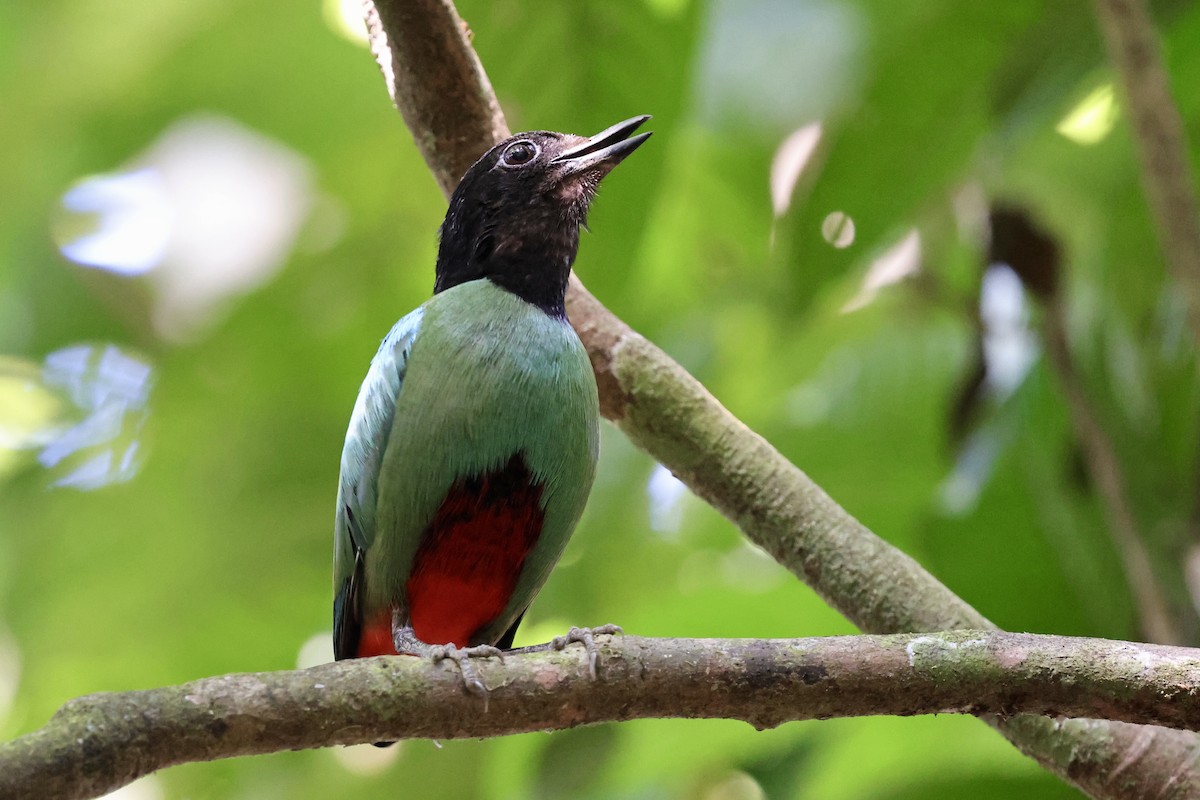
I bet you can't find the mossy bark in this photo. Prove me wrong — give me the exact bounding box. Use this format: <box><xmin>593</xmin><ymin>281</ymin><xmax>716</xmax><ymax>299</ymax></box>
<box><xmin>3</xmin><ymin>632</ymin><xmax>1200</xmax><ymax>800</ymax></box>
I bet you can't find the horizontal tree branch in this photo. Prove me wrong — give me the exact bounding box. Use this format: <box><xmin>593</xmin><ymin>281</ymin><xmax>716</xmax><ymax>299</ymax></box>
<box><xmin>362</xmin><ymin>1</ymin><xmax>1200</xmax><ymax>797</ymax></box>
<box><xmin>5</xmin><ymin>631</ymin><xmax>1200</xmax><ymax>800</ymax></box>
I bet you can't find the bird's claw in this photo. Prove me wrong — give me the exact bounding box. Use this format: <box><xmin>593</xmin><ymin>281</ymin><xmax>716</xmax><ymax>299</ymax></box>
<box><xmin>394</xmin><ymin>624</ymin><xmax>505</xmax><ymax>710</ymax></box>
<box><xmin>551</xmin><ymin>624</ymin><xmax>623</xmax><ymax>679</ymax></box>
<box><xmin>429</xmin><ymin>643</ymin><xmax>505</xmax><ymax>710</ymax></box>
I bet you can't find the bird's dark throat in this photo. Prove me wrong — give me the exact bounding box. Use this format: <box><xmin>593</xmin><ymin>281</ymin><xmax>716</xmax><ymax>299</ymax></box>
<box><xmin>434</xmin><ymin>222</ymin><xmax>579</xmax><ymax>318</ymax></box>
<box><xmin>434</xmin><ymin>261</ymin><xmax>571</xmax><ymax>318</ymax></box>
<box><xmin>483</xmin><ymin>266</ymin><xmax>569</xmax><ymax>318</ymax></box>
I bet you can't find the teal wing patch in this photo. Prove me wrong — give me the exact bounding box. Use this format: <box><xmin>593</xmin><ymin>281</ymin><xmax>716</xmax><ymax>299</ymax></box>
<box><xmin>333</xmin><ymin>307</ymin><xmax>424</xmax><ymax>659</ymax></box>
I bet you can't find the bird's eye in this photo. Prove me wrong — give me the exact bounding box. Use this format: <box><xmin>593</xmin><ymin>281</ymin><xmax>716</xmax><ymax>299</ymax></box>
<box><xmin>502</xmin><ymin>141</ymin><xmax>538</xmax><ymax>167</ymax></box>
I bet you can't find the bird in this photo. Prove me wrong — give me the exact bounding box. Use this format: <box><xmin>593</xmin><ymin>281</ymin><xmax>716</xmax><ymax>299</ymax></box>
<box><xmin>332</xmin><ymin>116</ymin><xmax>652</xmax><ymax>698</ymax></box>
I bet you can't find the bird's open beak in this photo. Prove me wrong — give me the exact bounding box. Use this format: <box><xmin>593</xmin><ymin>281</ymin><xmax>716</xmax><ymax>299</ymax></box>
<box><xmin>552</xmin><ymin>115</ymin><xmax>652</xmax><ymax>175</ymax></box>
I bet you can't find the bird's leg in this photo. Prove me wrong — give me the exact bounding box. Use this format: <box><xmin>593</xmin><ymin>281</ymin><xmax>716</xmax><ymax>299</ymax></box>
<box><xmin>508</xmin><ymin>624</ymin><xmax>622</xmax><ymax>679</ymax></box>
<box><xmin>392</xmin><ymin>613</ymin><xmax>504</xmax><ymax>709</ymax></box>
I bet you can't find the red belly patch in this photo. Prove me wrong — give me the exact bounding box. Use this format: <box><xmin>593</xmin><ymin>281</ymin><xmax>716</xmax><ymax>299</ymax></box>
<box><xmin>356</xmin><ymin>607</ymin><xmax>398</xmax><ymax>658</ymax></box>
<box><xmin>405</xmin><ymin>454</ymin><xmax>545</xmax><ymax>647</ymax></box>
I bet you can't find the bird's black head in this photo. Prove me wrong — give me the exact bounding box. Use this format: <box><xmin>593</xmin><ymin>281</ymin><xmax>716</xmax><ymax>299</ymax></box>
<box><xmin>435</xmin><ymin>115</ymin><xmax>652</xmax><ymax>317</ymax></box>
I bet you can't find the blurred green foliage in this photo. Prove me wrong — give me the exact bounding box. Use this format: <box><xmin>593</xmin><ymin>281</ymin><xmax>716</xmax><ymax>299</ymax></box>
<box><xmin>2</xmin><ymin>0</ymin><xmax>1199</xmax><ymax>798</ymax></box>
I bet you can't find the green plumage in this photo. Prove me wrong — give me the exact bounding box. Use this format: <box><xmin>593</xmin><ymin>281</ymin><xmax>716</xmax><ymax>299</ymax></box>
<box><xmin>334</xmin><ymin>278</ymin><xmax>599</xmax><ymax>648</ymax></box>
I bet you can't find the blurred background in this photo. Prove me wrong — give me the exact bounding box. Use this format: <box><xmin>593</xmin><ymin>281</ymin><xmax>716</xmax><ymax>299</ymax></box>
<box><xmin>3</xmin><ymin>0</ymin><xmax>1199</xmax><ymax>797</ymax></box>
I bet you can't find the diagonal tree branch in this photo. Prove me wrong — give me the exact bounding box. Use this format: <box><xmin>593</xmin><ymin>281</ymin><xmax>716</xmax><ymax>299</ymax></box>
<box><xmin>5</xmin><ymin>632</ymin><xmax>1200</xmax><ymax>800</ymax></box>
<box><xmin>1045</xmin><ymin>294</ymin><xmax>1183</xmax><ymax>643</ymax></box>
<box><xmin>362</xmin><ymin>1</ymin><xmax>1200</xmax><ymax>797</ymax></box>
<box><xmin>1092</xmin><ymin>0</ymin><xmax>1200</xmax><ymax>650</ymax></box>
<box><xmin>363</xmin><ymin>0</ymin><xmax>506</xmax><ymax>194</ymax></box>
<box><xmin>989</xmin><ymin>206</ymin><xmax>1186</xmax><ymax>645</ymax></box>
<box><xmin>1092</xmin><ymin>0</ymin><xmax>1200</xmax><ymax>348</ymax></box>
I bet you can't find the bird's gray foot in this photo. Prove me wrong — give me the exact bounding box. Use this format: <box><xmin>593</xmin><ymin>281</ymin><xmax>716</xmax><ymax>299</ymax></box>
<box><xmin>429</xmin><ymin>642</ymin><xmax>505</xmax><ymax>707</ymax></box>
<box><xmin>552</xmin><ymin>624</ymin><xmax>622</xmax><ymax>679</ymax></box>
<box><xmin>393</xmin><ymin>624</ymin><xmax>504</xmax><ymax>709</ymax></box>
<box><xmin>513</xmin><ymin>624</ymin><xmax>622</xmax><ymax>679</ymax></box>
